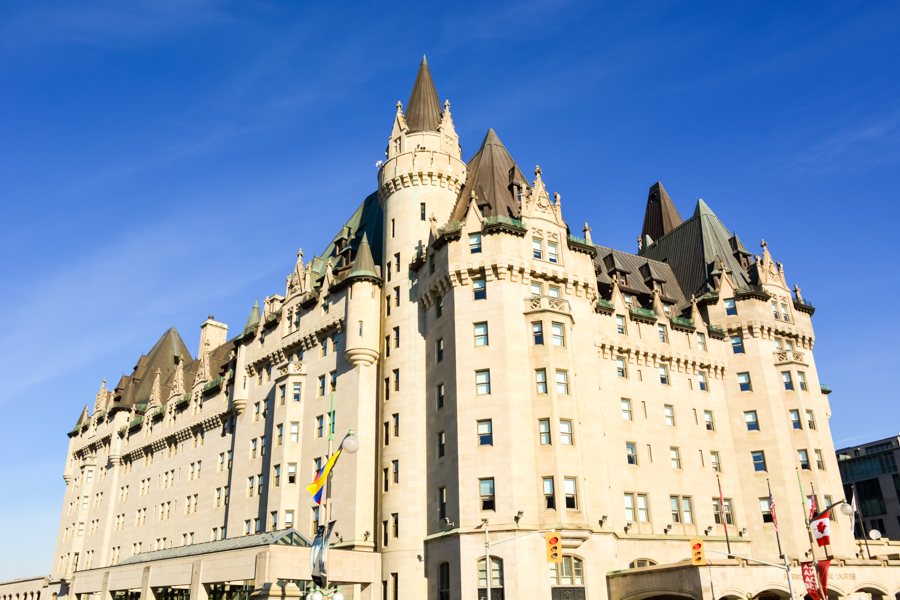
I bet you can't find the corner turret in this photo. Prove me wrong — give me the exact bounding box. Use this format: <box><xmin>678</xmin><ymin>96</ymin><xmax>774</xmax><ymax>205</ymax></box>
<box><xmin>345</xmin><ymin>234</ymin><xmax>382</xmax><ymax>367</ymax></box>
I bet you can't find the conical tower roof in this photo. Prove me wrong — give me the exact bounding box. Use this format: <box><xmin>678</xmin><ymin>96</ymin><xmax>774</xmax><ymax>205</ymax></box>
<box><xmin>641</xmin><ymin>181</ymin><xmax>683</xmax><ymax>243</ymax></box>
<box><xmin>405</xmin><ymin>56</ymin><xmax>442</xmax><ymax>133</ymax></box>
<box><xmin>243</xmin><ymin>300</ymin><xmax>260</xmax><ymax>334</ymax></box>
<box><xmin>450</xmin><ymin>128</ymin><xmax>527</xmax><ymax>221</ymax></box>
<box><xmin>347</xmin><ymin>234</ymin><xmax>380</xmax><ymax>280</ymax></box>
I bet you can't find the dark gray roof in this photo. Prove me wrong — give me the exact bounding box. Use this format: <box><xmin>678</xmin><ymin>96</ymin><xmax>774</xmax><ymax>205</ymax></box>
<box><xmin>594</xmin><ymin>246</ymin><xmax>688</xmax><ymax>307</ymax></box>
<box><xmin>118</xmin><ymin>529</ymin><xmax>309</xmax><ymax>565</ymax></box>
<box><xmin>112</xmin><ymin>328</ymin><xmax>192</xmax><ymax>411</ymax></box>
<box><xmin>641</xmin><ymin>181</ymin><xmax>683</xmax><ymax>242</ymax></box>
<box><xmin>405</xmin><ymin>56</ymin><xmax>441</xmax><ymax>133</ymax></box>
<box><xmin>641</xmin><ymin>199</ymin><xmax>752</xmax><ymax>298</ymax></box>
<box><xmin>450</xmin><ymin>128</ymin><xmax>527</xmax><ymax>222</ymax></box>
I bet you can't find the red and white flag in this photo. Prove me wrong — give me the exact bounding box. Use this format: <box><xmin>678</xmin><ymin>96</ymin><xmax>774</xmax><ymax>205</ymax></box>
<box><xmin>811</xmin><ymin>509</ymin><xmax>831</xmax><ymax>547</ymax></box>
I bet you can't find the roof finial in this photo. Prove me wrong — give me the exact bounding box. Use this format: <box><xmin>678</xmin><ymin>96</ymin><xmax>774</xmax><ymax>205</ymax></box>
<box><xmin>637</xmin><ymin>235</ymin><xmax>643</xmax><ymax>250</ymax></box>
<box><xmin>583</xmin><ymin>222</ymin><xmax>592</xmax><ymax>244</ymax></box>
<box><xmin>760</xmin><ymin>239</ymin><xmax>767</xmax><ymax>249</ymax></box>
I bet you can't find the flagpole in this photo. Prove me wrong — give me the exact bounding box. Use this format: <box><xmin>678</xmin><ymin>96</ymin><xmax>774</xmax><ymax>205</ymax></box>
<box><xmin>766</xmin><ymin>478</ymin><xmax>795</xmax><ymax>600</ymax></box>
<box><xmin>716</xmin><ymin>474</ymin><xmax>732</xmax><ymax>557</ymax></box>
<box><xmin>810</xmin><ymin>481</ymin><xmax>831</xmax><ymax>558</ymax></box>
<box><xmin>851</xmin><ymin>483</ymin><xmax>872</xmax><ymax>559</ymax></box>
<box><xmin>797</xmin><ymin>470</ymin><xmax>826</xmax><ymax>599</ymax></box>
<box><xmin>325</xmin><ymin>390</ymin><xmax>336</xmax><ymax>524</ymax></box>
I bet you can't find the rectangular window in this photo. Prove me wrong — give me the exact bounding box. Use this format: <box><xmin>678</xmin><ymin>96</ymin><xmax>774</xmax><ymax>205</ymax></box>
<box><xmin>621</xmin><ymin>398</ymin><xmax>633</xmax><ymax>421</ymax></box>
<box><xmin>435</xmin><ymin>295</ymin><xmax>443</xmax><ymax>316</ymax></box>
<box><xmin>548</xmin><ymin>285</ymin><xmax>560</xmax><ymax>298</ymax></box>
<box><xmin>551</xmin><ymin>322</ymin><xmax>565</xmax><ymax>346</ymax></box>
<box><xmin>658</xmin><ymin>324</ymin><xmax>668</xmax><ymax>343</ymax></box>
<box><xmin>713</xmin><ymin>498</ymin><xmax>734</xmax><ymax>525</ymax></box>
<box><xmin>436</xmin><ymin>383</ymin><xmax>445</xmax><ymax>409</ymax></box>
<box><xmin>626</xmin><ymin>442</ymin><xmax>637</xmax><ymax>465</ymax></box>
<box><xmin>393</xmin><ymin>326</ymin><xmax>400</xmax><ymax>348</ymax></box>
<box><xmin>420</xmin><ymin>202</ymin><xmax>426</xmax><ymax>221</ymax></box>
<box><xmin>752</xmin><ymin>450</ymin><xmax>767</xmax><ymax>472</ymax></box>
<box><xmin>659</xmin><ymin>365</ymin><xmax>669</xmax><ymax>385</ymax></box>
<box><xmin>542</xmin><ymin>477</ymin><xmax>556</xmax><ymax>509</ymax></box>
<box><xmin>273</xmin><ymin>465</ymin><xmax>281</xmax><ymax>487</ymax></box>
<box><xmin>806</xmin><ymin>410</ymin><xmax>816</xmax><ymax>430</ymax></box>
<box><xmin>474</xmin><ymin>322</ymin><xmax>489</xmax><ymax>346</ymax></box>
<box><xmin>698</xmin><ymin>371</ymin><xmax>708</xmax><ymax>391</ymax></box>
<box><xmin>473</xmin><ymin>277</ymin><xmax>486</xmax><ymax>300</ymax></box>
<box><xmin>316</xmin><ymin>415</ymin><xmax>325</xmax><ymax>438</ymax></box>
<box><xmin>532</xmin><ymin>238</ymin><xmax>543</xmax><ymax>259</ymax></box>
<box><xmin>437</xmin><ymin>431</ymin><xmax>445</xmax><ymax>457</ymax></box>
<box><xmin>479</xmin><ymin>478</ymin><xmax>495</xmax><ymax>511</ymax></box>
<box><xmin>782</xmin><ymin>371</ymin><xmax>794</xmax><ymax>391</ymax></box>
<box><xmin>744</xmin><ymin>410</ymin><xmax>760</xmax><ymax>431</ymax></box>
<box><xmin>637</xmin><ymin>494</ymin><xmax>649</xmax><ymax>522</ymax></box>
<box><xmin>392</xmin><ymin>460</ymin><xmax>399</xmax><ymax>484</ymax></box>
<box><xmin>704</xmin><ymin>410</ymin><xmax>715</xmax><ymax>431</ymax></box>
<box><xmin>696</xmin><ymin>332</ymin><xmax>706</xmax><ymax>351</ymax></box>
<box><xmin>670</xmin><ymin>447</ymin><xmax>681</xmax><ymax>469</ymax></box>
<box><xmin>535</xmin><ymin>369</ymin><xmax>548</xmax><ymax>394</ymax></box>
<box><xmin>781</xmin><ymin>303</ymin><xmax>790</xmax><ymax>322</ymax></box>
<box><xmin>772</xmin><ymin>301</ymin><xmax>780</xmax><ymax>319</ymax></box>
<box><xmin>664</xmin><ymin>405</ymin><xmax>675</xmax><ymax>426</ymax></box>
<box><xmin>555</xmin><ymin>370</ymin><xmax>569</xmax><ymax>394</ymax></box>
<box><xmin>288</xmin><ymin>463</ymin><xmax>297</xmax><ymax>484</ymax></box>
<box><xmin>730</xmin><ymin>334</ymin><xmax>745</xmax><ymax>354</ymax></box>
<box><xmin>737</xmin><ymin>372</ymin><xmax>752</xmax><ymax>392</ymax></box>
<box><xmin>559</xmin><ymin>420</ymin><xmax>573</xmax><ymax>445</ymax></box>
<box><xmin>815</xmin><ymin>449</ymin><xmax>825</xmax><ymax>470</ymax></box>
<box><xmin>475</xmin><ymin>370</ymin><xmax>491</xmax><ymax>395</ymax></box>
<box><xmin>438</xmin><ymin>487</ymin><xmax>447</xmax><ymax>520</ymax></box>
<box><xmin>391</xmin><ymin>513</ymin><xmax>399</xmax><ymax>538</ymax></box>
<box><xmin>724</xmin><ymin>298</ymin><xmax>737</xmax><ymax>316</ymax></box>
<box><xmin>547</xmin><ymin>242</ymin><xmax>559</xmax><ymax>264</ymax></box>
<box><xmin>469</xmin><ymin>233</ymin><xmax>482</xmax><ymax>254</ymax></box>
<box><xmin>759</xmin><ymin>497</ymin><xmax>774</xmax><ymax>523</ymax></box>
<box><xmin>290</xmin><ymin>422</ymin><xmax>299</xmax><ymax>443</ymax></box>
<box><xmin>798</xmin><ymin>449</ymin><xmax>810</xmax><ymax>470</ymax></box>
<box><xmin>293</xmin><ymin>383</ymin><xmax>301</xmax><ymax>402</ymax></box>
<box><xmin>435</xmin><ymin>338</ymin><xmax>444</xmax><ymax>362</ymax></box>
<box><xmin>318</xmin><ymin>375</ymin><xmax>326</xmax><ymax>397</ymax></box>
<box><xmin>616</xmin><ymin>357</ymin><xmax>627</xmax><ymax>378</ymax></box>
<box><xmin>276</xmin><ymin>423</ymin><xmax>283</xmax><ymax>445</ymax></box>
<box><xmin>477</xmin><ymin>420</ymin><xmax>493</xmax><ymax>446</ymax></box>
<box><xmin>798</xmin><ymin>371</ymin><xmax>808</xmax><ymax>391</ymax></box>
<box><xmin>789</xmin><ymin>409</ymin><xmax>802</xmax><ymax>429</ymax></box>
<box><xmin>624</xmin><ymin>494</ymin><xmax>635</xmax><ymax>522</ymax></box>
<box><xmin>564</xmin><ymin>477</ymin><xmax>577</xmax><ymax>509</ymax></box>
<box><xmin>393</xmin><ymin>368</ymin><xmax>400</xmax><ymax>391</ymax></box>
<box><xmin>539</xmin><ymin>419</ymin><xmax>551</xmax><ymax>445</ymax></box>
<box><xmin>532</xmin><ymin>321</ymin><xmax>544</xmax><ymax>345</ymax></box>
<box><xmin>616</xmin><ymin>315</ymin><xmax>627</xmax><ymax>335</ymax></box>
<box><xmin>330</xmin><ymin>370</ymin><xmax>337</xmax><ymax>392</ymax></box>
<box><xmin>711</xmin><ymin>451</ymin><xmax>721</xmax><ymax>473</ymax></box>
<box><xmin>531</xmin><ymin>282</ymin><xmax>542</xmax><ymax>297</ymax></box>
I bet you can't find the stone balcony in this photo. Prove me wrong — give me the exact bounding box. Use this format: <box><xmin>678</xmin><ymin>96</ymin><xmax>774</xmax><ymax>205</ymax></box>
<box><xmin>773</xmin><ymin>350</ymin><xmax>807</xmax><ymax>365</ymax></box>
<box><xmin>525</xmin><ymin>295</ymin><xmax>572</xmax><ymax>316</ymax></box>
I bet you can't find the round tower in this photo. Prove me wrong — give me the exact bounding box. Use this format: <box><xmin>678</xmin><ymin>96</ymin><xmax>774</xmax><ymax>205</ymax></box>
<box><xmin>344</xmin><ymin>234</ymin><xmax>382</xmax><ymax>367</ymax></box>
<box><xmin>376</xmin><ymin>57</ymin><xmax>467</xmax><ymax>600</ymax></box>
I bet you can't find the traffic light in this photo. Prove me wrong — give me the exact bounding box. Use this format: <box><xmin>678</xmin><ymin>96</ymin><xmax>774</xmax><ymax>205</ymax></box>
<box><xmin>689</xmin><ymin>538</ymin><xmax>706</xmax><ymax>566</ymax></box>
<box><xmin>545</xmin><ymin>531</ymin><xmax>562</xmax><ymax>563</ymax></box>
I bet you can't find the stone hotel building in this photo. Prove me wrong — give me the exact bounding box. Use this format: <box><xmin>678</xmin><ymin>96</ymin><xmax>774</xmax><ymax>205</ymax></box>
<box><xmin>2</xmin><ymin>59</ymin><xmax>898</xmax><ymax>600</ymax></box>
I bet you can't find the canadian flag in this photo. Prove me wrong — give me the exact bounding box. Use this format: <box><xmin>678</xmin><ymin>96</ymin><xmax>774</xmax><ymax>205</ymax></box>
<box><xmin>811</xmin><ymin>509</ymin><xmax>831</xmax><ymax>547</ymax></box>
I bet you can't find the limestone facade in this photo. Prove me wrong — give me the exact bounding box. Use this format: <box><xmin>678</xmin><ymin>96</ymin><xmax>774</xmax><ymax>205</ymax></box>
<box><xmin>2</xmin><ymin>58</ymin><xmax>899</xmax><ymax>600</ymax></box>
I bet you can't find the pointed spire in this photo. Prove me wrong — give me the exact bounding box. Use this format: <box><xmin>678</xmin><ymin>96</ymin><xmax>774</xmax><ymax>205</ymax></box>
<box><xmin>449</xmin><ymin>128</ymin><xmax>527</xmax><ymax>222</ymax></box>
<box><xmin>693</xmin><ymin>197</ymin><xmax>715</xmax><ymax>218</ymax></box>
<box><xmin>641</xmin><ymin>181</ymin><xmax>683</xmax><ymax>243</ymax></box>
<box><xmin>243</xmin><ymin>300</ymin><xmax>260</xmax><ymax>334</ymax></box>
<box><xmin>94</xmin><ymin>378</ymin><xmax>107</xmax><ymax>412</ymax></box>
<box><xmin>405</xmin><ymin>56</ymin><xmax>442</xmax><ymax>133</ymax></box>
<box><xmin>348</xmin><ymin>234</ymin><xmax>380</xmax><ymax>280</ymax></box>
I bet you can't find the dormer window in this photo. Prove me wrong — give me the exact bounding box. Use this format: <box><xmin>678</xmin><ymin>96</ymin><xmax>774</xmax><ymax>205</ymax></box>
<box><xmin>469</xmin><ymin>233</ymin><xmax>482</xmax><ymax>254</ymax></box>
<box><xmin>619</xmin><ymin>272</ymin><xmax>628</xmax><ymax>287</ymax></box>
<box><xmin>623</xmin><ymin>294</ymin><xmax>634</xmax><ymax>306</ymax></box>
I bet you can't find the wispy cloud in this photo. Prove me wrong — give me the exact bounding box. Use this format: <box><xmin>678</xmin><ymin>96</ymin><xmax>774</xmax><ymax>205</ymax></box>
<box><xmin>1</xmin><ymin>0</ymin><xmax>229</xmax><ymax>50</ymax></box>
<box><xmin>792</xmin><ymin>111</ymin><xmax>900</xmax><ymax>173</ymax></box>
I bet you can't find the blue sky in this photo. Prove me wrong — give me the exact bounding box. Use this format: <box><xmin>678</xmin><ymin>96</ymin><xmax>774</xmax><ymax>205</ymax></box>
<box><xmin>1</xmin><ymin>0</ymin><xmax>899</xmax><ymax>579</ymax></box>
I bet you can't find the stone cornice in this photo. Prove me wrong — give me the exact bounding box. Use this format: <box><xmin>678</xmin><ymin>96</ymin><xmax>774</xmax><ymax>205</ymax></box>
<box><xmin>597</xmin><ymin>338</ymin><xmax>728</xmax><ymax>379</ymax></box>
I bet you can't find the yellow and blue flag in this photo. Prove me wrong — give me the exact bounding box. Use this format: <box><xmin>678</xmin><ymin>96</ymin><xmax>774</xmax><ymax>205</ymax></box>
<box><xmin>307</xmin><ymin>449</ymin><xmax>342</xmax><ymax>502</ymax></box>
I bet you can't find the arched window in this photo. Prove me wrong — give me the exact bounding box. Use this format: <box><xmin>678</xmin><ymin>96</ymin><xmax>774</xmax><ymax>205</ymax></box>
<box><xmin>629</xmin><ymin>558</ymin><xmax>658</xmax><ymax>568</ymax></box>
<box><xmin>477</xmin><ymin>556</ymin><xmax>504</xmax><ymax>600</ymax></box>
<box><xmin>550</xmin><ymin>555</ymin><xmax>585</xmax><ymax>599</ymax></box>
<box><xmin>438</xmin><ymin>562</ymin><xmax>450</xmax><ymax>600</ymax></box>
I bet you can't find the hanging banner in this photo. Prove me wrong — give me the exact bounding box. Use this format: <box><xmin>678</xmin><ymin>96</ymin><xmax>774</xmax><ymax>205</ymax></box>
<box><xmin>801</xmin><ymin>562</ymin><xmax>820</xmax><ymax>600</ymax></box>
<box><xmin>818</xmin><ymin>559</ymin><xmax>831</xmax><ymax>597</ymax></box>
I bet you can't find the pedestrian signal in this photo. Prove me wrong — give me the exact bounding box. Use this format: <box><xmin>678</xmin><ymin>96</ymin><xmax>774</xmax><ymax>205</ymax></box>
<box><xmin>545</xmin><ymin>531</ymin><xmax>562</xmax><ymax>563</ymax></box>
<box><xmin>690</xmin><ymin>538</ymin><xmax>706</xmax><ymax>566</ymax></box>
